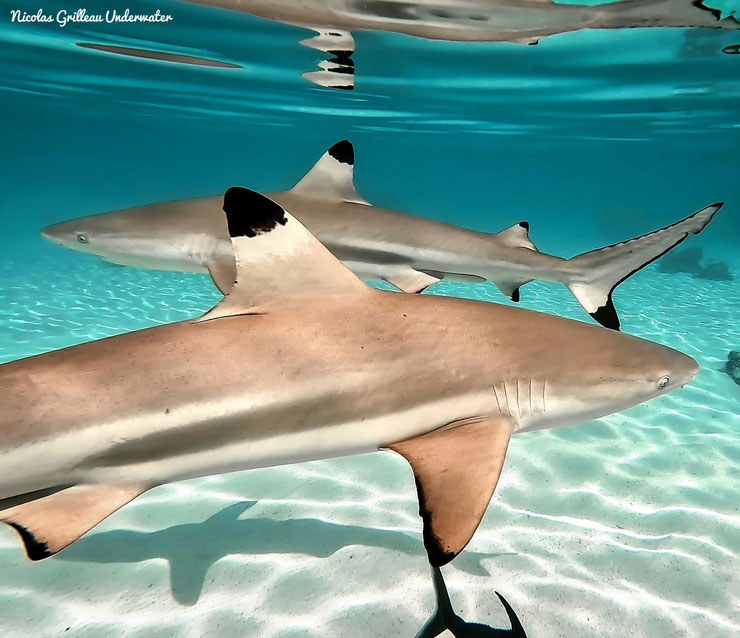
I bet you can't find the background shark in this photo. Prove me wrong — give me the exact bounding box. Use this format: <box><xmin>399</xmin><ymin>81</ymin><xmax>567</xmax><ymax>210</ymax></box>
<box><xmin>3</xmin><ymin>187</ymin><xmax>698</xmax><ymax>594</ymax></box>
<box><xmin>42</xmin><ymin>140</ymin><xmax>724</xmax><ymax>330</ymax></box>
<box><xmin>182</xmin><ymin>0</ymin><xmax>739</xmax><ymax>89</ymax></box>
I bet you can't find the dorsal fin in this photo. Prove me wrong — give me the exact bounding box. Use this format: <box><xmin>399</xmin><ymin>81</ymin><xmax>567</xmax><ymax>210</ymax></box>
<box><xmin>199</xmin><ymin>187</ymin><xmax>368</xmax><ymax>321</ymax></box>
<box><xmin>495</xmin><ymin>221</ymin><xmax>538</xmax><ymax>251</ymax></box>
<box><xmin>289</xmin><ymin>140</ymin><xmax>370</xmax><ymax>205</ymax></box>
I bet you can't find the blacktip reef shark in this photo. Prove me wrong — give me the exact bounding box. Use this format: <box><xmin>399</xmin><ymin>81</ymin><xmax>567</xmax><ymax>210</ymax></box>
<box><xmin>42</xmin><ymin>140</ymin><xmax>724</xmax><ymax>330</ymax></box>
<box><xmin>181</xmin><ymin>0</ymin><xmax>739</xmax><ymax>88</ymax></box>
<box><xmin>2</xmin><ymin>188</ymin><xmax>699</xmax><ymax>579</ymax></box>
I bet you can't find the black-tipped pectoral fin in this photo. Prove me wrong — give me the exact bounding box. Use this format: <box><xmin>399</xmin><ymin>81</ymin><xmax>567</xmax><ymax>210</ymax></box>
<box><xmin>1</xmin><ymin>484</ymin><xmax>149</xmax><ymax>560</ymax></box>
<box><xmin>385</xmin><ymin>415</ymin><xmax>513</xmax><ymax>566</ymax></box>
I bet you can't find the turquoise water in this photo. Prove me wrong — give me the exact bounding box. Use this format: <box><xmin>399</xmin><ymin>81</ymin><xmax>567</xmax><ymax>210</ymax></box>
<box><xmin>1</xmin><ymin>1</ymin><xmax>739</xmax><ymax>636</ymax></box>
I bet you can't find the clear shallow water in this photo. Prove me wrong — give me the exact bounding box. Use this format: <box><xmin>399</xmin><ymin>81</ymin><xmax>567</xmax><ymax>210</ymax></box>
<box><xmin>0</xmin><ymin>1</ymin><xmax>739</xmax><ymax>636</ymax></box>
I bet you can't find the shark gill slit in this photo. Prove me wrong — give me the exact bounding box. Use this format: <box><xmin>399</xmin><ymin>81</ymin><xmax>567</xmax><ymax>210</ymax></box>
<box><xmin>516</xmin><ymin>378</ymin><xmax>521</xmax><ymax>419</ymax></box>
<box><xmin>528</xmin><ymin>378</ymin><xmax>534</xmax><ymax>416</ymax></box>
<box><xmin>492</xmin><ymin>383</ymin><xmax>502</xmax><ymax>414</ymax></box>
<box><xmin>543</xmin><ymin>379</ymin><xmax>548</xmax><ymax>413</ymax></box>
<box><xmin>504</xmin><ymin>380</ymin><xmax>513</xmax><ymax>417</ymax></box>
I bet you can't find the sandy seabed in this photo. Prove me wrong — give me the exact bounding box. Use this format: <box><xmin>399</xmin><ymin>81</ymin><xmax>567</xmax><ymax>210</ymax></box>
<box><xmin>0</xmin><ymin>253</ymin><xmax>737</xmax><ymax>638</ymax></box>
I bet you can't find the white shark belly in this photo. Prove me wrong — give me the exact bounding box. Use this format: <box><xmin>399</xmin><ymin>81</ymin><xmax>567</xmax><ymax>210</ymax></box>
<box><xmin>102</xmin><ymin>253</ymin><xmax>207</xmax><ymax>273</ymax></box>
<box><xmin>99</xmin><ymin>234</ymin><xmax>231</xmax><ymax>274</ymax></box>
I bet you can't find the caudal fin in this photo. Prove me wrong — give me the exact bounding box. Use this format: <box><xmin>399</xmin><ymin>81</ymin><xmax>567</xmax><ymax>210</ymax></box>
<box><xmin>566</xmin><ymin>202</ymin><xmax>723</xmax><ymax>330</ymax></box>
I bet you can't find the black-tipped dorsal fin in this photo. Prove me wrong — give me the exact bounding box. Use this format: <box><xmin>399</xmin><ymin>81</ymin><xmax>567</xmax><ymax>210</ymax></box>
<box><xmin>1</xmin><ymin>484</ymin><xmax>148</xmax><ymax>560</ymax></box>
<box><xmin>199</xmin><ymin>188</ymin><xmax>368</xmax><ymax>320</ymax></box>
<box><xmin>289</xmin><ymin>140</ymin><xmax>370</xmax><ymax>205</ymax></box>
<box><xmin>386</xmin><ymin>415</ymin><xmax>513</xmax><ymax>566</ymax></box>
<box><xmin>495</xmin><ymin>221</ymin><xmax>538</xmax><ymax>251</ymax></box>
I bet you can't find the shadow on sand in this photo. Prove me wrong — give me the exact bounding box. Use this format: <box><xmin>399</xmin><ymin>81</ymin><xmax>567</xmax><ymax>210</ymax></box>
<box><xmin>58</xmin><ymin>501</ymin><xmax>508</xmax><ymax>606</ymax></box>
<box><xmin>416</xmin><ymin>566</ymin><xmax>528</xmax><ymax>637</ymax></box>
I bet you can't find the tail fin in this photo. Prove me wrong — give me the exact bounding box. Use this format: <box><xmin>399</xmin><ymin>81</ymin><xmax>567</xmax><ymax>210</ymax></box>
<box><xmin>566</xmin><ymin>202</ymin><xmax>723</xmax><ymax>330</ymax></box>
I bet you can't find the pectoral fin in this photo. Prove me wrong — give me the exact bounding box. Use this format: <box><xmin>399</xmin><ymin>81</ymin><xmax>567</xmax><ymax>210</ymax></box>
<box><xmin>387</xmin><ymin>416</ymin><xmax>513</xmax><ymax>566</ymax></box>
<box><xmin>384</xmin><ymin>266</ymin><xmax>440</xmax><ymax>294</ymax></box>
<box><xmin>1</xmin><ymin>484</ymin><xmax>149</xmax><ymax>560</ymax></box>
<box><xmin>205</xmin><ymin>257</ymin><xmax>237</xmax><ymax>295</ymax></box>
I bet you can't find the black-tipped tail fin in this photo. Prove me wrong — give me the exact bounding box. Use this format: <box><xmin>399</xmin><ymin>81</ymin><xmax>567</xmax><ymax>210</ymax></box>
<box><xmin>566</xmin><ymin>202</ymin><xmax>723</xmax><ymax>330</ymax></box>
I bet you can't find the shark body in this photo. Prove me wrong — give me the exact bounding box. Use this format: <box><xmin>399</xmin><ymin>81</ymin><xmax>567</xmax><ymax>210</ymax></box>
<box><xmin>3</xmin><ymin>188</ymin><xmax>699</xmax><ymax>582</ymax></box>
<box><xmin>42</xmin><ymin>141</ymin><xmax>723</xmax><ymax>330</ymax></box>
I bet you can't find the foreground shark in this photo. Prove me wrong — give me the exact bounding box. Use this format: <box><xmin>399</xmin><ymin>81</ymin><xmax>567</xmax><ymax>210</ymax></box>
<box><xmin>2</xmin><ymin>188</ymin><xmax>699</xmax><ymax>586</ymax></box>
<box><xmin>182</xmin><ymin>0</ymin><xmax>739</xmax><ymax>88</ymax></box>
<box><xmin>42</xmin><ymin>141</ymin><xmax>723</xmax><ymax>330</ymax></box>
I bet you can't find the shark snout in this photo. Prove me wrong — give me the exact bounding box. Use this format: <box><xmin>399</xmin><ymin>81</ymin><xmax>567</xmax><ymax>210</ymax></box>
<box><xmin>40</xmin><ymin>226</ymin><xmax>55</xmax><ymax>243</ymax></box>
<box><xmin>656</xmin><ymin>346</ymin><xmax>699</xmax><ymax>391</ymax></box>
<box><xmin>40</xmin><ymin>222</ymin><xmax>70</xmax><ymax>246</ymax></box>
<box><xmin>676</xmin><ymin>352</ymin><xmax>700</xmax><ymax>388</ymax></box>
<box><xmin>41</xmin><ymin>221</ymin><xmax>92</xmax><ymax>251</ymax></box>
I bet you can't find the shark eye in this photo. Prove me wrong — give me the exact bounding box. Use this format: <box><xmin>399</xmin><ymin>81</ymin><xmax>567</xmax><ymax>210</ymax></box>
<box><xmin>77</xmin><ymin>234</ymin><xmax>89</xmax><ymax>244</ymax></box>
<box><xmin>657</xmin><ymin>376</ymin><xmax>671</xmax><ymax>390</ymax></box>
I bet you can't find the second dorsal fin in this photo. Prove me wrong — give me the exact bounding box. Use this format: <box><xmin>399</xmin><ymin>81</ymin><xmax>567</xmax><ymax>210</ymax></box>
<box><xmin>289</xmin><ymin>140</ymin><xmax>370</xmax><ymax>205</ymax></box>
<box><xmin>199</xmin><ymin>187</ymin><xmax>368</xmax><ymax>321</ymax></box>
<box><xmin>495</xmin><ymin>221</ymin><xmax>538</xmax><ymax>251</ymax></box>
